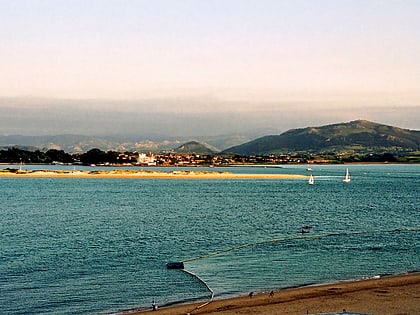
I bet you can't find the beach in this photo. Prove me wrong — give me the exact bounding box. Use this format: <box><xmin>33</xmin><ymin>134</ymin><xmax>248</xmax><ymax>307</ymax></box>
<box><xmin>0</xmin><ymin>168</ymin><xmax>306</xmax><ymax>179</ymax></box>
<box><xmin>132</xmin><ymin>273</ymin><xmax>420</xmax><ymax>315</ymax></box>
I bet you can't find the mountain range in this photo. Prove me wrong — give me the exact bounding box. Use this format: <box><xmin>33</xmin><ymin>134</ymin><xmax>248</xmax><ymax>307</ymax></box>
<box><xmin>1</xmin><ymin>120</ymin><xmax>419</xmax><ymax>155</ymax></box>
<box><xmin>0</xmin><ymin>134</ymin><xmax>249</xmax><ymax>154</ymax></box>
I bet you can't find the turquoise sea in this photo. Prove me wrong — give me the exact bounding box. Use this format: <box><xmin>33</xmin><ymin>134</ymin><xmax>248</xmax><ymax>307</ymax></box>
<box><xmin>0</xmin><ymin>164</ymin><xmax>419</xmax><ymax>314</ymax></box>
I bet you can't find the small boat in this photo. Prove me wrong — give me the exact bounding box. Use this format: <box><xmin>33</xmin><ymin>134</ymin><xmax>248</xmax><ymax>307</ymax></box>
<box><xmin>343</xmin><ymin>168</ymin><xmax>351</xmax><ymax>183</ymax></box>
<box><xmin>166</xmin><ymin>261</ymin><xmax>184</xmax><ymax>269</ymax></box>
<box><xmin>300</xmin><ymin>225</ymin><xmax>313</xmax><ymax>234</ymax></box>
<box><xmin>308</xmin><ymin>174</ymin><xmax>314</xmax><ymax>185</ymax></box>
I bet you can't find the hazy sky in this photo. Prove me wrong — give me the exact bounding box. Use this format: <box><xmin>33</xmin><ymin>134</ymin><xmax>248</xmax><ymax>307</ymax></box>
<box><xmin>1</xmin><ymin>0</ymin><xmax>419</xmax><ymax>105</ymax></box>
<box><xmin>0</xmin><ymin>0</ymin><xmax>419</xmax><ymax>138</ymax></box>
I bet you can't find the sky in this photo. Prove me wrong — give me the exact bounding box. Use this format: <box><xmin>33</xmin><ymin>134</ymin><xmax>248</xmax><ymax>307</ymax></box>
<box><xmin>0</xmin><ymin>0</ymin><xmax>419</xmax><ymax>135</ymax></box>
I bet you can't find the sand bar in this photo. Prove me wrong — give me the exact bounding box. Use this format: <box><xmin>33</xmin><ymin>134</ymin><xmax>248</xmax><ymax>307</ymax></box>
<box><xmin>128</xmin><ymin>272</ymin><xmax>420</xmax><ymax>315</ymax></box>
<box><xmin>0</xmin><ymin>169</ymin><xmax>306</xmax><ymax>179</ymax></box>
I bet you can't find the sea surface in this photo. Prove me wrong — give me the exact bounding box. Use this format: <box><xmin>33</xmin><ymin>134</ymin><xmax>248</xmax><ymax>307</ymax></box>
<box><xmin>0</xmin><ymin>164</ymin><xmax>419</xmax><ymax>314</ymax></box>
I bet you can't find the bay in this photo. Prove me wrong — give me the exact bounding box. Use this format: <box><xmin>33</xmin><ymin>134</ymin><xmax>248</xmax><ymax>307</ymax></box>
<box><xmin>0</xmin><ymin>164</ymin><xmax>419</xmax><ymax>314</ymax></box>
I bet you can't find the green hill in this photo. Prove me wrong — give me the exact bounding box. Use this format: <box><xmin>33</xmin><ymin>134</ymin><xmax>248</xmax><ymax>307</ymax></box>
<box><xmin>222</xmin><ymin>120</ymin><xmax>420</xmax><ymax>155</ymax></box>
<box><xmin>173</xmin><ymin>141</ymin><xmax>216</xmax><ymax>154</ymax></box>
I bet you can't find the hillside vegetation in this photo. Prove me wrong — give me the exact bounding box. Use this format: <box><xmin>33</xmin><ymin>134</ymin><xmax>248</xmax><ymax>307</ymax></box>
<box><xmin>173</xmin><ymin>141</ymin><xmax>216</xmax><ymax>154</ymax></box>
<box><xmin>223</xmin><ymin>120</ymin><xmax>420</xmax><ymax>155</ymax></box>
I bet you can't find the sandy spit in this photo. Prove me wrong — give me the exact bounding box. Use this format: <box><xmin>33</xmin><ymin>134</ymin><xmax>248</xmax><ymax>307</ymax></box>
<box><xmin>0</xmin><ymin>169</ymin><xmax>306</xmax><ymax>179</ymax></box>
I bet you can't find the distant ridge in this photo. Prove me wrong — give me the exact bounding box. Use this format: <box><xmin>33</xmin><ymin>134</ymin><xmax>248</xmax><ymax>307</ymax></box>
<box><xmin>222</xmin><ymin>120</ymin><xmax>420</xmax><ymax>155</ymax></box>
<box><xmin>0</xmin><ymin>134</ymin><xmax>124</xmax><ymax>153</ymax></box>
<box><xmin>0</xmin><ymin>134</ymin><xmax>247</xmax><ymax>153</ymax></box>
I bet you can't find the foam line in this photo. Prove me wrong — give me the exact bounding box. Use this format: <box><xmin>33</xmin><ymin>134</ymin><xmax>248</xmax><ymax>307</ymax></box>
<box><xmin>182</xmin><ymin>227</ymin><xmax>419</xmax><ymax>263</ymax></box>
<box><xmin>181</xmin><ymin>269</ymin><xmax>214</xmax><ymax>310</ymax></box>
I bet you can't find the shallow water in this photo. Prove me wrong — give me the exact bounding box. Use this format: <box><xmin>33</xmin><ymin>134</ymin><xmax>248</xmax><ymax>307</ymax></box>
<box><xmin>0</xmin><ymin>164</ymin><xmax>419</xmax><ymax>314</ymax></box>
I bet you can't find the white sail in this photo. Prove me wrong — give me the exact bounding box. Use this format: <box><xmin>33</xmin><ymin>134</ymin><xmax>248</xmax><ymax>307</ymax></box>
<box><xmin>343</xmin><ymin>168</ymin><xmax>351</xmax><ymax>183</ymax></box>
<box><xmin>308</xmin><ymin>174</ymin><xmax>314</xmax><ymax>185</ymax></box>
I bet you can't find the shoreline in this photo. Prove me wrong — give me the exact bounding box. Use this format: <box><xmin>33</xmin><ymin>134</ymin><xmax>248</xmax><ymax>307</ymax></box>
<box><xmin>127</xmin><ymin>272</ymin><xmax>420</xmax><ymax>314</ymax></box>
<box><xmin>0</xmin><ymin>169</ymin><xmax>307</xmax><ymax>179</ymax></box>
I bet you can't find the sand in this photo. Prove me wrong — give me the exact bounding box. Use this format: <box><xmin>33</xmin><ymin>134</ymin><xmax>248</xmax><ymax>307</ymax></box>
<box><xmin>0</xmin><ymin>168</ymin><xmax>307</xmax><ymax>179</ymax></box>
<box><xmin>131</xmin><ymin>273</ymin><xmax>420</xmax><ymax>315</ymax></box>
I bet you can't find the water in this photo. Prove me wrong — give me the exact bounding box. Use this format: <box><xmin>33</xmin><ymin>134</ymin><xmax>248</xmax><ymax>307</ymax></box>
<box><xmin>0</xmin><ymin>164</ymin><xmax>419</xmax><ymax>314</ymax></box>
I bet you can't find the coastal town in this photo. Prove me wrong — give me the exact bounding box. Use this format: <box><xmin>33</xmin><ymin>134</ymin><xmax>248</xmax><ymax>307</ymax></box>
<box><xmin>1</xmin><ymin>147</ymin><xmax>416</xmax><ymax>168</ymax></box>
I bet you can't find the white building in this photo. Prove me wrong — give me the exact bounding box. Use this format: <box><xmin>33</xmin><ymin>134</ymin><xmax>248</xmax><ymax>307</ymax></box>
<box><xmin>137</xmin><ymin>153</ymin><xmax>156</xmax><ymax>166</ymax></box>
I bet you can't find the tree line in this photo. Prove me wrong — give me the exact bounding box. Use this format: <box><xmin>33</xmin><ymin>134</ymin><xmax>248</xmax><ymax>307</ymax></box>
<box><xmin>0</xmin><ymin>147</ymin><xmax>417</xmax><ymax>165</ymax></box>
<box><xmin>0</xmin><ymin>148</ymin><xmax>121</xmax><ymax>165</ymax></box>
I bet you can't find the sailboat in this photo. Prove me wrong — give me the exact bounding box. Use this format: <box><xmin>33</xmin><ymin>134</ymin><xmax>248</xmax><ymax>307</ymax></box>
<box><xmin>342</xmin><ymin>168</ymin><xmax>351</xmax><ymax>183</ymax></box>
<box><xmin>308</xmin><ymin>174</ymin><xmax>314</xmax><ymax>185</ymax></box>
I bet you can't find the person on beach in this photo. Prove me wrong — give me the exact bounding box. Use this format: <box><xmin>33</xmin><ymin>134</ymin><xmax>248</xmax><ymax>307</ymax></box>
<box><xmin>152</xmin><ymin>300</ymin><xmax>157</xmax><ymax>311</ymax></box>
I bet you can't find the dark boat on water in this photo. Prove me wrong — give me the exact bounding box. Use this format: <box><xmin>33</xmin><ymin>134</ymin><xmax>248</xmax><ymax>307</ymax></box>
<box><xmin>166</xmin><ymin>262</ymin><xmax>184</xmax><ymax>269</ymax></box>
